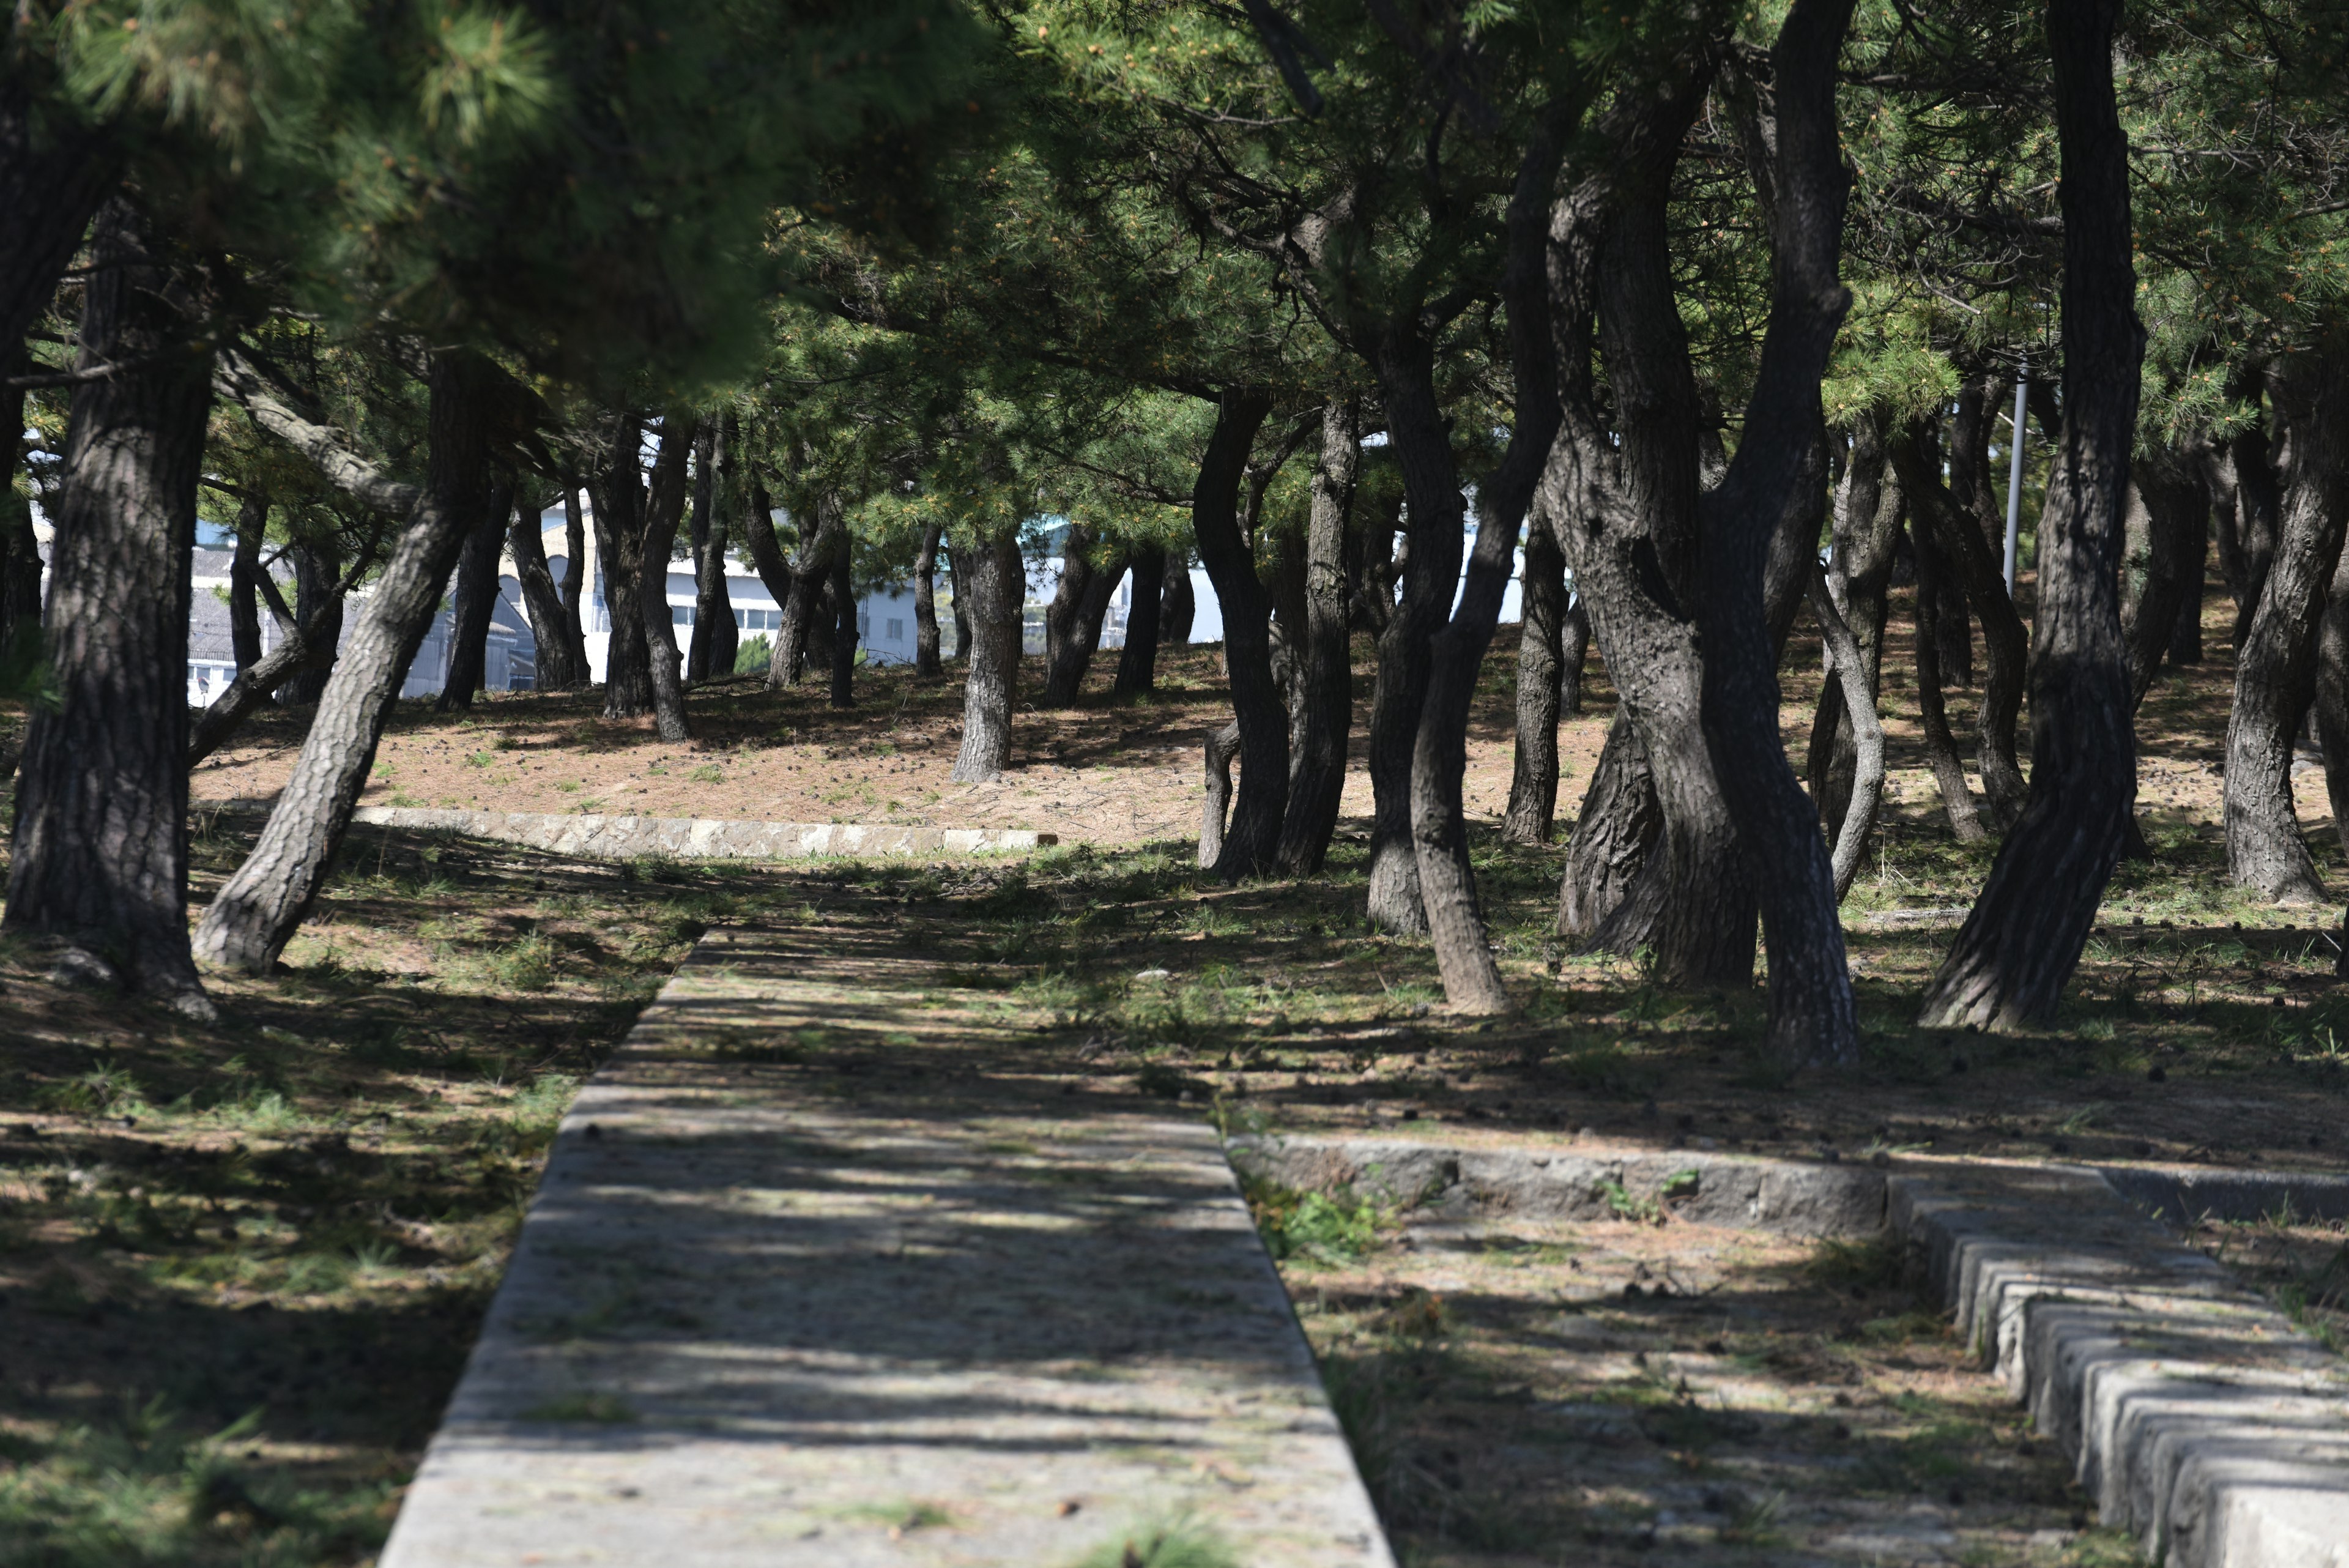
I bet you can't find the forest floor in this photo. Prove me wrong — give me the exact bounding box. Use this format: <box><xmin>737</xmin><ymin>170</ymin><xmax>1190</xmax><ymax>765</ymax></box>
<box><xmin>0</xmin><ymin>580</ymin><xmax>2343</xmax><ymax>1565</ymax></box>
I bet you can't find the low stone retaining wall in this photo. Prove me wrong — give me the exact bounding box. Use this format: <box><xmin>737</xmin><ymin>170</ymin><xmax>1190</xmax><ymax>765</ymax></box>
<box><xmin>1233</xmin><ymin>1134</ymin><xmax>2349</xmax><ymax>1568</ymax></box>
<box><xmin>344</xmin><ymin>806</ymin><xmax>1055</xmax><ymax>860</ymax></box>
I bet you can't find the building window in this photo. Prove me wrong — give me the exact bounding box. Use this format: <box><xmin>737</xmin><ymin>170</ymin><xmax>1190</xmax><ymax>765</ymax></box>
<box><xmin>886</xmin><ymin>618</ymin><xmax>904</xmax><ymax>642</ymax></box>
<box><xmin>672</xmin><ymin>604</ymin><xmax>694</xmax><ymax>625</ymax></box>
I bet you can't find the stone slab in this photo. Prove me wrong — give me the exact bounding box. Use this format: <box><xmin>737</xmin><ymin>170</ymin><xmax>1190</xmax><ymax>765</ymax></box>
<box><xmin>347</xmin><ymin>806</ymin><xmax>1055</xmax><ymax>861</ymax></box>
<box><xmin>380</xmin><ymin>928</ymin><xmax>1390</xmax><ymax>1568</ymax></box>
<box><xmin>2098</xmin><ymin>1163</ymin><xmax>2349</xmax><ymax>1226</ymax></box>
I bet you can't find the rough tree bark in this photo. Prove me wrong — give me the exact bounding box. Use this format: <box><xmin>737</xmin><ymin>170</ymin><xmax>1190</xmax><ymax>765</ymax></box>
<box><xmin>1696</xmin><ymin>0</ymin><xmax>1860</xmax><ymax>1066</ymax></box>
<box><xmin>1891</xmin><ymin>424</ymin><xmax>2030</xmax><ymax>826</ymax></box>
<box><xmin>2126</xmin><ymin>439</ymin><xmax>2210</xmax><ymax>708</ymax></box>
<box><xmin>1504</xmin><ymin>496</ymin><xmax>1570</xmax><ymax>845</ymax></box>
<box><xmin>2227</xmin><ymin>411</ymin><xmax>2283</xmax><ymax>647</ymax></box>
<box><xmin>770</xmin><ymin>493</ymin><xmax>843</xmax><ymax>690</ymax></box>
<box><xmin>2225</xmin><ymin>350</ymin><xmax>2349</xmax><ymax>903</ymax></box>
<box><xmin>914</xmin><ymin>520</ymin><xmax>943</xmax><ymax>677</ymax></box>
<box><xmin>1113</xmin><ymin>543</ymin><xmax>1166</xmax><ymax>697</ymax></box>
<box><xmin>686</xmin><ymin>421</ymin><xmax>738</xmax><ymax>683</ymax></box>
<box><xmin>1807</xmin><ymin>410</ymin><xmax>1902</xmax><ymax>831</ymax></box>
<box><xmin>636</xmin><ymin>414</ymin><xmax>695</xmax><ymax>740</ymax></box>
<box><xmin>1809</xmin><ymin>567</ymin><xmax>1885</xmax><ymax>901</ymax></box>
<box><xmin>1912</xmin><ymin>516</ymin><xmax>1991</xmax><ymax>841</ymax></box>
<box><xmin>0</xmin><ymin>71</ymin><xmax>113</xmax><ymax>359</ymax></box>
<box><xmin>1918</xmin><ymin>0</ymin><xmax>2147</xmax><ymax>1030</ymax></box>
<box><xmin>3</xmin><ymin>199</ymin><xmax>210</xmax><ymax>1012</ymax></box>
<box><xmin>1200</xmin><ymin>720</ymin><xmax>1242</xmax><ymax>869</ymax></box>
<box><xmin>190</xmin><ymin>544</ymin><xmax>379</xmax><ymax>767</ymax></box>
<box><xmin>588</xmin><ymin>418</ymin><xmax>653</xmax><ymax>719</ymax></box>
<box><xmin>1275</xmin><ymin>398</ymin><xmax>1360</xmax><ymax>874</ymax></box>
<box><xmin>436</xmin><ymin>478</ymin><xmax>511</xmax><ymax>712</ymax></box>
<box><xmin>510</xmin><ymin>492</ymin><xmax>582</xmax><ymax>691</ymax></box>
<box><xmin>193</xmin><ymin>349</ymin><xmax>503</xmax><ymax>973</ymax></box>
<box><xmin>1187</xmin><ymin>390</ymin><xmax>1285</xmax><ymax>879</ymax></box>
<box><xmin>951</xmin><ymin>527</ymin><xmax>1025</xmax><ymax>781</ymax></box>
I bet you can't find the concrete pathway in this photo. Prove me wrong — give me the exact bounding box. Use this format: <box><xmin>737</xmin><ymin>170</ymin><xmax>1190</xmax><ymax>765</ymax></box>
<box><xmin>349</xmin><ymin>806</ymin><xmax>1053</xmax><ymax>860</ymax></box>
<box><xmin>380</xmin><ymin>927</ymin><xmax>1390</xmax><ymax>1568</ymax></box>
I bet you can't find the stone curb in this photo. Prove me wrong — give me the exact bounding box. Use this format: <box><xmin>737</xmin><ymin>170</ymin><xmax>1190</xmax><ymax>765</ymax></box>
<box><xmin>1233</xmin><ymin>1132</ymin><xmax>2349</xmax><ymax>1568</ymax></box>
<box><xmin>344</xmin><ymin>805</ymin><xmax>1056</xmax><ymax>860</ymax></box>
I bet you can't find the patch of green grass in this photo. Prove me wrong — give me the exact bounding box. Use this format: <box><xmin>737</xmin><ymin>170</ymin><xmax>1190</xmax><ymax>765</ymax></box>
<box><xmin>1243</xmin><ymin>1175</ymin><xmax>1386</xmax><ymax>1265</ymax></box>
<box><xmin>1064</xmin><ymin>1513</ymin><xmax>1239</xmax><ymax>1568</ymax></box>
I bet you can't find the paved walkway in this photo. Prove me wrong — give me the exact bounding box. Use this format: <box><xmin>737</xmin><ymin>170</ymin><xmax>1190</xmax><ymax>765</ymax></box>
<box><xmin>349</xmin><ymin>806</ymin><xmax>1053</xmax><ymax>859</ymax></box>
<box><xmin>380</xmin><ymin>927</ymin><xmax>1390</xmax><ymax>1568</ymax></box>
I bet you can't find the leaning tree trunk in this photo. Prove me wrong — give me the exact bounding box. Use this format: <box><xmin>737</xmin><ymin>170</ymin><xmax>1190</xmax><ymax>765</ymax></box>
<box><xmin>1113</xmin><ymin>543</ymin><xmax>1166</xmax><ymax>697</ymax></box>
<box><xmin>589</xmin><ymin>420</ymin><xmax>654</xmax><ymax>718</ymax></box>
<box><xmin>637</xmin><ymin>414</ymin><xmax>696</xmax><ymax>740</ymax></box>
<box><xmin>2224</xmin><ymin>349</ymin><xmax>2349</xmax><ymax>903</ymax></box>
<box><xmin>1503</xmin><ymin>497</ymin><xmax>1569</xmax><ymax>845</ymax></box>
<box><xmin>1892</xmin><ymin>425</ymin><xmax>2030</xmax><ymax>826</ymax></box>
<box><xmin>437</xmin><ymin>479</ymin><xmax>510</xmax><ymax>712</ymax></box>
<box><xmin>686</xmin><ymin>422</ymin><xmax>738</xmax><ymax>683</ymax></box>
<box><xmin>282</xmin><ymin>541</ymin><xmax>344</xmax><ymax>705</ymax></box>
<box><xmin>770</xmin><ymin>493</ymin><xmax>843</xmax><ymax>691</ymax></box>
<box><xmin>1809</xmin><ymin>568</ymin><xmax>1886</xmax><ymax>900</ymax></box>
<box><xmin>1696</xmin><ymin>0</ymin><xmax>1860</xmax><ymax>1066</ymax></box>
<box><xmin>1912</xmin><ymin>521</ymin><xmax>1989</xmax><ymax>841</ymax></box>
<box><xmin>914</xmin><ymin>520</ymin><xmax>943</xmax><ymax>676</ymax></box>
<box><xmin>229</xmin><ymin>488</ymin><xmax>268</xmax><ymax>671</ymax></box>
<box><xmin>193</xmin><ymin>351</ymin><xmax>499</xmax><ymax>973</ymax></box>
<box><xmin>511</xmin><ymin>493</ymin><xmax>582</xmax><ymax>690</ymax></box>
<box><xmin>951</xmin><ymin>527</ymin><xmax>1024</xmax><ymax>781</ymax></box>
<box><xmin>737</xmin><ymin>472</ymin><xmax>795</xmax><ymax>637</ymax></box>
<box><xmin>1275</xmin><ymin>399</ymin><xmax>1359</xmax><ymax>874</ymax></box>
<box><xmin>2</xmin><ymin>199</ymin><xmax>210</xmax><ymax>1013</ymax></box>
<box><xmin>828</xmin><ymin>528</ymin><xmax>856</xmax><ymax>708</ymax></box>
<box><xmin>1188</xmin><ymin>390</ymin><xmax>1286</xmax><ymax>879</ymax></box>
<box><xmin>1806</xmin><ymin>409</ymin><xmax>1902</xmax><ymax>831</ymax></box>
<box><xmin>1042</xmin><ymin>526</ymin><xmax>1126</xmax><ymax>707</ymax></box>
<box><xmin>1918</xmin><ymin>0</ymin><xmax>2146</xmax><ymax>1030</ymax></box>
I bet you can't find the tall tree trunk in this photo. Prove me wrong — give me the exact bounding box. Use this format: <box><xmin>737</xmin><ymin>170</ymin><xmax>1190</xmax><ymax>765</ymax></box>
<box><xmin>510</xmin><ymin>492</ymin><xmax>581</xmax><ymax>690</ymax></box>
<box><xmin>2224</xmin><ymin>351</ymin><xmax>2349</xmax><ymax>903</ymax></box>
<box><xmin>228</xmin><ymin>489</ymin><xmax>267</xmax><ymax>672</ymax></box>
<box><xmin>3</xmin><ymin>199</ymin><xmax>208</xmax><ymax>1012</ymax></box>
<box><xmin>557</xmin><ymin>485</ymin><xmax>590</xmax><ymax>683</ymax></box>
<box><xmin>1276</xmin><ymin>399</ymin><xmax>1359</xmax><ymax>872</ymax></box>
<box><xmin>1042</xmin><ymin>526</ymin><xmax>1124</xmax><ymax>706</ymax></box>
<box><xmin>281</xmin><ymin>541</ymin><xmax>344</xmax><ymax>705</ymax></box>
<box><xmin>829</xmin><ymin>527</ymin><xmax>856</xmax><ymax>708</ymax></box>
<box><xmin>588</xmin><ymin>419</ymin><xmax>653</xmax><ymax>718</ymax></box>
<box><xmin>951</xmin><ymin>527</ymin><xmax>1023</xmax><ymax>781</ymax></box>
<box><xmin>2228</xmin><ymin>412</ymin><xmax>2283</xmax><ymax>648</ymax></box>
<box><xmin>1188</xmin><ymin>390</ymin><xmax>1285</xmax><ymax>879</ymax></box>
<box><xmin>1810</xmin><ymin>568</ymin><xmax>1885</xmax><ymax>900</ymax></box>
<box><xmin>193</xmin><ymin>349</ymin><xmax>499</xmax><ymax>973</ymax></box>
<box><xmin>1560</xmin><ymin>593</ymin><xmax>1590</xmax><ymax>713</ymax></box>
<box><xmin>2170</xmin><ymin>492</ymin><xmax>2208</xmax><ymax>664</ymax></box>
<box><xmin>946</xmin><ymin>538</ymin><xmax>973</xmax><ymax>661</ymax></box>
<box><xmin>1559</xmin><ymin>715</ymin><xmax>1664</xmax><ymax>937</ymax></box>
<box><xmin>1351</xmin><ymin>486</ymin><xmax>1401</xmax><ymax>638</ymax></box>
<box><xmin>1113</xmin><ymin>543</ymin><xmax>1166</xmax><ymax>697</ymax></box>
<box><xmin>1807</xmin><ymin>410</ymin><xmax>1902</xmax><ymax>830</ymax></box>
<box><xmin>1503</xmin><ymin>497</ymin><xmax>1568</xmax><ymax>845</ymax></box>
<box><xmin>914</xmin><ymin>521</ymin><xmax>943</xmax><ymax>677</ymax></box>
<box><xmin>686</xmin><ymin>422</ymin><xmax>737</xmax><ymax>683</ymax></box>
<box><xmin>1891</xmin><ymin>425</ymin><xmax>2030</xmax><ymax>826</ymax></box>
<box><xmin>1918</xmin><ymin>0</ymin><xmax>2146</xmax><ymax>1030</ymax></box>
<box><xmin>1160</xmin><ymin>554</ymin><xmax>1197</xmax><ymax>649</ymax></box>
<box><xmin>1698</xmin><ymin>0</ymin><xmax>1860</xmax><ymax>1066</ymax></box>
<box><xmin>2126</xmin><ymin>439</ymin><xmax>2210</xmax><ymax>707</ymax></box>
<box><xmin>736</xmin><ymin>470</ymin><xmax>795</xmax><ymax>639</ymax></box>
<box><xmin>1913</xmin><ymin>521</ymin><xmax>1991</xmax><ymax>841</ymax></box>
<box><xmin>769</xmin><ymin>493</ymin><xmax>842</xmax><ymax>690</ymax></box>
<box><xmin>637</xmin><ymin>414</ymin><xmax>695</xmax><ymax>740</ymax></box>
<box><xmin>436</xmin><ymin>480</ymin><xmax>510</xmax><ymax>712</ymax></box>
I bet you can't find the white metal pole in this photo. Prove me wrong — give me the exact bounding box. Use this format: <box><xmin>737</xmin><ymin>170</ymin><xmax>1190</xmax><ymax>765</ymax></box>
<box><xmin>2003</xmin><ymin>360</ymin><xmax>2029</xmax><ymax>596</ymax></box>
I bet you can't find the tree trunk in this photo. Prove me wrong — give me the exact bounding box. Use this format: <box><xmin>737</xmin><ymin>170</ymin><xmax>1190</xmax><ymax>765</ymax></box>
<box><xmin>194</xmin><ymin>350</ymin><xmax>500</xmax><ymax>973</ymax></box>
<box><xmin>2317</xmin><ymin>524</ymin><xmax>2349</xmax><ymax>863</ymax></box>
<box><xmin>1559</xmin><ymin>714</ymin><xmax>1664</xmax><ymax>937</ymax></box>
<box><xmin>1351</xmin><ymin>485</ymin><xmax>1401</xmax><ymax>638</ymax></box>
<box><xmin>280</xmin><ymin>541</ymin><xmax>344</xmax><ymax>705</ymax></box>
<box><xmin>737</xmin><ymin>471</ymin><xmax>795</xmax><ymax>636</ymax></box>
<box><xmin>2170</xmin><ymin>500</ymin><xmax>2208</xmax><ymax>664</ymax></box>
<box><xmin>511</xmin><ymin>492</ymin><xmax>581</xmax><ymax>690</ymax></box>
<box><xmin>829</xmin><ymin>527</ymin><xmax>856</xmax><ymax>708</ymax></box>
<box><xmin>1113</xmin><ymin>543</ymin><xmax>1166</xmax><ymax>697</ymax></box>
<box><xmin>637</xmin><ymin>414</ymin><xmax>695</xmax><ymax>740</ymax></box>
<box><xmin>1042</xmin><ymin>526</ymin><xmax>1124</xmax><ymax>706</ymax></box>
<box><xmin>1891</xmin><ymin>423</ymin><xmax>2030</xmax><ymax>826</ymax></box>
<box><xmin>1560</xmin><ymin>593</ymin><xmax>1590</xmax><ymax>714</ymax></box>
<box><xmin>1160</xmin><ymin>553</ymin><xmax>1195</xmax><ymax>648</ymax></box>
<box><xmin>946</xmin><ymin>538</ymin><xmax>973</xmax><ymax>661</ymax></box>
<box><xmin>1807</xmin><ymin>409</ymin><xmax>1902</xmax><ymax>831</ymax></box>
<box><xmin>3</xmin><ymin>199</ymin><xmax>209</xmax><ymax>1011</ymax></box>
<box><xmin>555</xmin><ymin>485</ymin><xmax>590</xmax><ymax>685</ymax></box>
<box><xmin>229</xmin><ymin>489</ymin><xmax>267</xmax><ymax>671</ymax></box>
<box><xmin>1809</xmin><ymin>567</ymin><xmax>1885</xmax><ymax>900</ymax></box>
<box><xmin>589</xmin><ymin>419</ymin><xmax>653</xmax><ymax>718</ymax></box>
<box><xmin>2225</xmin><ymin>352</ymin><xmax>2349</xmax><ymax>903</ymax></box>
<box><xmin>1276</xmin><ymin>399</ymin><xmax>1359</xmax><ymax>872</ymax></box>
<box><xmin>951</xmin><ymin>527</ymin><xmax>1023</xmax><ymax>781</ymax></box>
<box><xmin>1912</xmin><ymin>520</ymin><xmax>1990</xmax><ymax>841</ymax></box>
<box><xmin>1697</xmin><ymin>0</ymin><xmax>1859</xmax><ymax>1065</ymax></box>
<box><xmin>686</xmin><ymin>422</ymin><xmax>737</xmax><ymax>683</ymax></box>
<box><xmin>2125</xmin><ymin>439</ymin><xmax>2210</xmax><ymax>707</ymax></box>
<box><xmin>770</xmin><ymin>493</ymin><xmax>842</xmax><ymax>690</ymax></box>
<box><xmin>914</xmin><ymin>521</ymin><xmax>944</xmax><ymax>677</ymax></box>
<box><xmin>1188</xmin><ymin>390</ymin><xmax>1285</xmax><ymax>879</ymax></box>
<box><xmin>436</xmin><ymin>480</ymin><xmax>510</xmax><ymax>712</ymax></box>
<box><xmin>0</xmin><ymin>74</ymin><xmax>113</xmax><ymax>360</ymax></box>
<box><xmin>1504</xmin><ymin>498</ymin><xmax>1568</xmax><ymax>845</ymax></box>
<box><xmin>0</xmin><ymin>387</ymin><xmax>41</xmax><ymax>673</ymax></box>
<box><xmin>2228</xmin><ymin>415</ymin><xmax>2283</xmax><ymax>647</ymax></box>
<box><xmin>1918</xmin><ymin>0</ymin><xmax>2146</xmax><ymax>1030</ymax></box>
<box><xmin>1200</xmin><ymin>721</ymin><xmax>1242</xmax><ymax>868</ymax></box>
